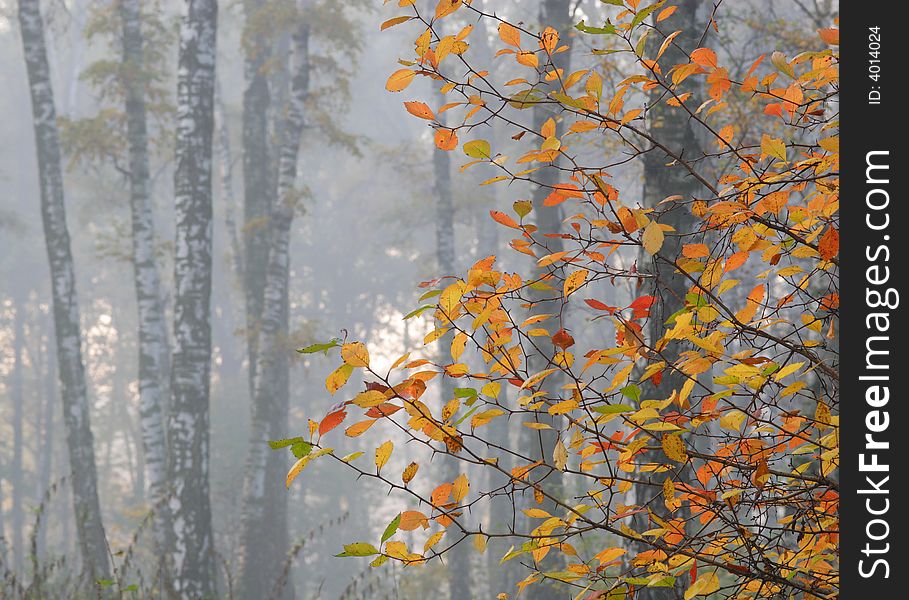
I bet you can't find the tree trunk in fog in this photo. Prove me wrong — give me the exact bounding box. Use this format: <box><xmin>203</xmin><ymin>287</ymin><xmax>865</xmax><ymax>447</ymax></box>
<box><xmin>216</xmin><ymin>81</ymin><xmax>245</xmax><ymax>282</ymax></box>
<box><xmin>166</xmin><ymin>0</ymin><xmax>218</xmax><ymax>595</ymax></box>
<box><xmin>119</xmin><ymin>0</ymin><xmax>171</xmax><ymax>554</ymax></box>
<box><xmin>432</xmin><ymin>88</ymin><xmax>473</xmax><ymax>600</ymax></box>
<box><xmin>521</xmin><ymin>2</ymin><xmax>572</xmax><ymax>598</ymax></box>
<box><xmin>242</xmin><ymin>0</ymin><xmax>274</xmax><ymax>401</ymax></box>
<box><xmin>36</xmin><ymin>313</ymin><xmax>56</xmax><ymax>559</ymax></box>
<box><xmin>17</xmin><ymin>0</ymin><xmax>112</xmax><ymax>583</ymax></box>
<box><xmin>238</xmin><ymin>13</ymin><xmax>309</xmax><ymax>600</ymax></box>
<box><xmin>11</xmin><ymin>296</ymin><xmax>25</xmax><ymax>574</ymax></box>
<box><xmin>631</xmin><ymin>2</ymin><xmax>704</xmax><ymax>598</ymax></box>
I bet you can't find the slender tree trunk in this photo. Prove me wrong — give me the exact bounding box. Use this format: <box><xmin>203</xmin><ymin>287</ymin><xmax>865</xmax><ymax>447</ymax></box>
<box><xmin>17</xmin><ymin>0</ymin><xmax>111</xmax><ymax>584</ymax></box>
<box><xmin>241</xmin><ymin>0</ymin><xmax>274</xmax><ymax>401</ymax></box>
<box><xmin>215</xmin><ymin>80</ymin><xmax>245</xmax><ymax>282</ymax></box>
<box><xmin>36</xmin><ymin>312</ymin><xmax>55</xmax><ymax>559</ymax></box>
<box><xmin>431</xmin><ymin>87</ymin><xmax>473</xmax><ymax>600</ymax></box>
<box><xmin>11</xmin><ymin>296</ymin><xmax>25</xmax><ymax>575</ymax></box>
<box><xmin>630</xmin><ymin>2</ymin><xmax>704</xmax><ymax>598</ymax></box>
<box><xmin>119</xmin><ymin>0</ymin><xmax>171</xmax><ymax>553</ymax></box>
<box><xmin>239</xmin><ymin>15</ymin><xmax>310</xmax><ymax>599</ymax></box>
<box><xmin>521</xmin><ymin>2</ymin><xmax>572</xmax><ymax>598</ymax></box>
<box><xmin>166</xmin><ymin>0</ymin><xmax>218</xmax><ymax>596</ymax></box>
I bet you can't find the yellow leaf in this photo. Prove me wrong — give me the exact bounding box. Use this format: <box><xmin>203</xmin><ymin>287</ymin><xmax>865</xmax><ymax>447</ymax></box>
<box><xmin>351</xmin><ymin>390</ymin><xmax>386</xmax><ymax>408</ymax></box>
<box><xmin>474</xmin><ymin>534</ymin><xmax>488</xmax><ymax>553</ymax></box>
<box><xmin>345</xmin><ymin>419</ymin><xmax>376</xmax><ymax>437</ymax></box>
<box><xmin>341</xmin><ymin>342</ymin><xmax>370</xmax><ymax>367</ymax></box>
<box><xmin>452</xmin><ymin>473</ymin><xmax>469</xmax><ymax>502</ymax></box>
<box><xmin>642</xmin><ymin>220</ymin><xmax>664</xmax><ymax>255</ymax></box>
<box><xmin>285</xmin><ymin>447</ymin><xmax>332</xmax><ymax>488</ymax></box>
<box><xmin>326</xmin><ymin>364</ymin><xmax>353</xmax><ymax>395</ymax></box>
<box><xmin>498</xmin><ymin>22</ymin><xmax>521</xmax><ymax>47</ymax></box>
<box><xmin>553</xmin><ymin>438</ymin><xmax>568</xmax><ymax>471</ymax></box>
<box><xmin>661</xmin><ymin>434</ymin><xmax>688</xmax><ymax>463</ymax></box>
<box><xmin>760</xmin><ymin>134</ymin><xmax>787</xmax><ymax>162</ymax></box>
<box><xmin>563</xmin><ymin>269</ymin><xmax>588</xmax><ymax>297</ymax></box>
<box><xmin>375</xmin><ymin>440</ymin><xmax>394</xmax><ymax>471</ymax></box>
<box><xmin>402</xmin><ymin>461</ymin><xmax>419</xmax><ymax>484</ymax></box>
<box><xmin>594</xmin><ymin>547</ymin><xmax>626</xmax><ymax>565</ymax></box>
<box><xmin>685</xmin><ymin>571</ymin><xmax>720</xmax><ymax>599</ymax></box>
<box><xmin>720</xmin><ymin>409</ymin><xmax>746</xmax><ymax>432</ymax></box>
<box><xmin>424</xmin><ymin>531</ymin><xmax>445</xmax><ymax>553</ymax></box>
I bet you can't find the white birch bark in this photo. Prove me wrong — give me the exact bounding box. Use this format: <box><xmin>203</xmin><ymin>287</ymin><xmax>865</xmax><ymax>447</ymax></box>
<box><xmin>16</xmin><ymin>0</ymin><xmax>111</xmax><ymax>584</ymax></box>
<box><xmin>166</xmin><ymin>0</ymin><xmax>218</xmax><ymax>595</ymax></box>
<box><xmin>119</xmin><ymin>0</ymin><xmax>171</xmax><ymax>553</ymax></box>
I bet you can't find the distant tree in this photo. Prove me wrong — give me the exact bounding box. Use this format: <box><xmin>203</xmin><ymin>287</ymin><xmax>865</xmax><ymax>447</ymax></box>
<box><xmin>238</xmin><ymin>4</ymin><xmax>310</xmax><ymax>598</ymax></box>
<box><xmin>17</xmin><ymin>0</ymin><xmax>111</xmax><ymax>585</ymax></box>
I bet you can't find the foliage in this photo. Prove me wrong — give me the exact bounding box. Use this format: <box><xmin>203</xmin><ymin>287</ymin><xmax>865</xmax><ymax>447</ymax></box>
<box><xmin>275</xmin><ymin>1</ymin><xmax>839</xmax><ymax>599</ymax></box>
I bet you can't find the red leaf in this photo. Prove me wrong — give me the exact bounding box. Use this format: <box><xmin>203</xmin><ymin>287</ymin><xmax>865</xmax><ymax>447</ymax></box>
<box><xmin>318</xmin><ymin>409</ymin><xmax>347</xmax><ymax>437</ymax></box>
<box><xmin>584</xmin><ymin>298</ymin><xmax>616</xmax><ymax>313</ymax></box>
<box><xmin>551</xmin><ymin>329</ymin><xmax>575</xmax><ymax>349</ymax></box>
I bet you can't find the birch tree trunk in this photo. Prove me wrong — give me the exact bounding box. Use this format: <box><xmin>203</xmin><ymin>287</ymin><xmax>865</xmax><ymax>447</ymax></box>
<box><xmin>166</xmin><ymin>0</ymin><xmax>218</xmax><ymax>595</ymax></box>
<box><xmin>16</xmin><ymin>0</ymin><xmax>111</xmax><ymax>583</ymax></box>
<box><xmin>241</xmin><ymin>0</ymin><xmax>274</xmax><ymax>401</ymax></box>
<box><xmin>238</xmin><ymin>15</ymin><xmax>310</xmax><ymax>598</ymax></box>
<box><xmin>119</xmin><ymin>0</ymin><xmax>171</xmax><ymax>552</ymax></box>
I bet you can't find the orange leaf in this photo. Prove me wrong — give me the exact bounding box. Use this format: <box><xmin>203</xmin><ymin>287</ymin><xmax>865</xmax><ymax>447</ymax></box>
<box><xmin>498</xmin><ymin>22</ymin><xmax>521</xmax><ymax>47</ymax></box>
<box><xmin>490</xmin><ymin>210</ymin><xmax>519</xmax><ymax>229</ymax></box>
<box><xmin>516</xmin><ymin>51</ymin><xmax>539</xmax><ymax>68</ymax></box>
<box><xmin>345</xmin><ymin>419</ymin><xmax>376</xmax><ymax>437</ymax></box>
<box><xmin>690</xmin><ymin>47</ymin><xmax>718</xmax><ymax>69</ymax></box>
<box><xmin>818</xmin><ymin>226</ymin><xmax>839</xmax><ymax>260</ymax></box>
<box><xmin>399</xmin><ymin>510</ymin><xmax>430</xmax><ymax>531</ymax></box>
<box><xmin>386</xmin><ymin>69</ymin><xmax>415</xmax><ymax>92</ymax></box>
<box><xmin>818</xmin><ymin>28</ymin><xmax>839</xmax><ymax>45</ymax></box>
<box><xmin>404</xmin><ymin>101</ymin><xmax>435</xmax><ymax>120</ymax></box>
<box><xmin>434</xmin><ymin>128</ymin><xmax>458</xmax><ymax>150</ymax></box>
<box><xmin>724</xmin><ymin>251</ymin><xmax>748</xmax><ymax>272</ymax></box>
<box><xmin>435</xmin><ymin>0</ymin><xmax>462</xmax><ymax>19</ymax></box>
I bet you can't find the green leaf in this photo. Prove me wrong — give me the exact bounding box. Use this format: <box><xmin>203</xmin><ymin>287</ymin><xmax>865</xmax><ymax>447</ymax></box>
<box><xmin>631</xmin><ymin>1</ymin><xmax>666</xmax><ymax>29</ymax></box>
<box><xmin>403</xmin><ymin>304</ymin><xmax>435</xmax><ymax>320</ymax></box>
<box><xmin>269</xmin><ymin>437</ymin><xmax>306</xmax><ymax>450</ymax></box>
<box><xmin>298</xmin><ymin>339</ymin><xmax>341</xmax><ymax>355</ymax></box>
<box><xmin>290</xmin><ymin>441</ymin><xmax>313</xmax><ymax>459</ymax></box>
<box><xmin>336</xmin><ymin>542</ymin><xmax>379</xmax><ymax>557</ymax></box>
<box><xmin>381</xmin><ymin>513</ymin><xmax>401</xmax><ymax>543</ymax></box>
<box><xmin>621</xmin><ymin>384</ymin><xmax>641</xmax><ymax>403</ymax></box>
<box><xmin>575</xmin><ymin>20</ymin><xmax>617</xmax><ymax>35</ymax></box>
